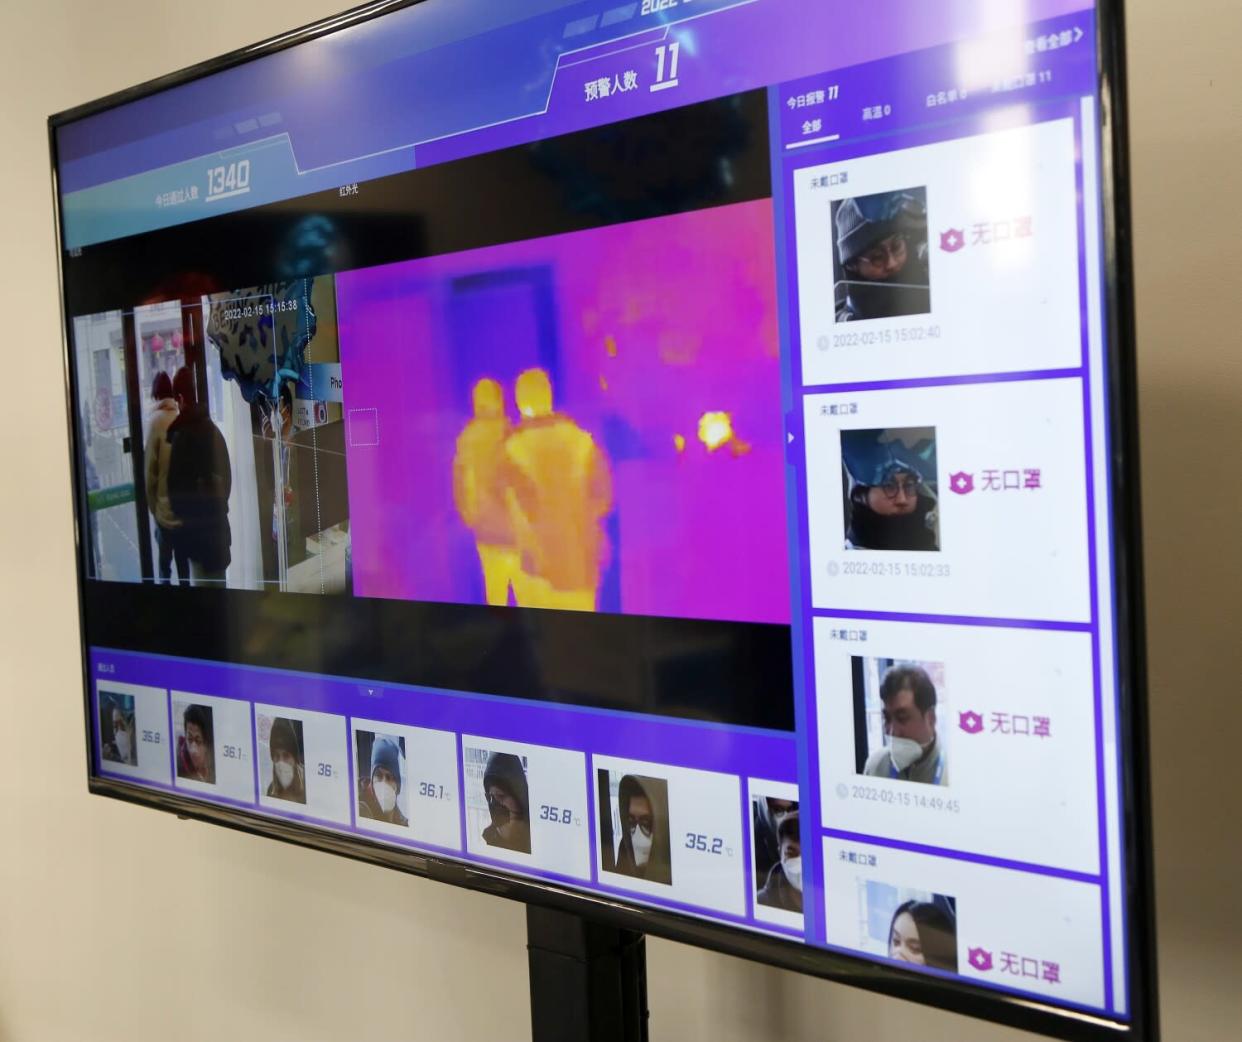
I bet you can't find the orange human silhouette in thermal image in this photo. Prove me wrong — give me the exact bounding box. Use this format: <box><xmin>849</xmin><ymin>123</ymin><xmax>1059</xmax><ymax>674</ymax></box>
<box><xmin>453</xmin><ymin>378</ymin><xmax>520</xmax><ymax>606</ymax></box>
<box><xmin>503</xmin><ymin>368</ymin><xmax>613</xmax><ymax>612</ymax></box>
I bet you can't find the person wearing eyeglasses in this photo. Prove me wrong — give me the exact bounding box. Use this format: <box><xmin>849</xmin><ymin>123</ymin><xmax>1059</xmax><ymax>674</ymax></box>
<box><xmin>845</xmin><ymin>458</ymin><xmax>939</xmax><ymax>551</ymax></box>
<box><xmin>613</xmin><ymin>774</ymin><xmax>672</xmax><ymax>884</ymax></box>
<box><xmin>481</xmin><ymin>751</ymin><xmax>531</xmax><ymax>854</ymax></box>
<box><xmin>834</xmin><ymin>189</ymin><xmax>930</xmax><ymax>322</ymax></box>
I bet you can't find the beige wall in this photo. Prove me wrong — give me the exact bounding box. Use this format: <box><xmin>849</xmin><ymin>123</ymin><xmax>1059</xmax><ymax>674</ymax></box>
<box><xmin>0</xmin><ymin>2</ymin><xmax>1237</xmax><ymax>1039</ymax></box>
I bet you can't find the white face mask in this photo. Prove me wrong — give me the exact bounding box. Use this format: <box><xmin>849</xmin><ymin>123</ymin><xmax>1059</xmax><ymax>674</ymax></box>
<box><xmin>888</xmin><ymin>735</ymin><xmax>928</xmax><ymax>772</ymax></box>
<box><xmin>629</xmin><ymin>824</ymin><xmax>653</xmax><ymax>867</ymax></box>
<box><xmin>782</xmin><ymin>856</ymin><xmax>802</xmax><ymax>892</ymax></box>
<box><xmin>373</xmin><ymin>778</ymin><xmax>397</xmax><ymax>814</ymax></box>
<box><xmin>113</xmin><ymin>729</ymin><xmax>131</xmax><ymax>762</ymax></box>
<box><xmin>274</xmin><ymin>761</ymin><xmax>295</xmax><ymax>790</ymax></box>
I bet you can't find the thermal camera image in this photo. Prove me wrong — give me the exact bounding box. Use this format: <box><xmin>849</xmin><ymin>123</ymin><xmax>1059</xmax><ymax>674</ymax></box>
<box><xmin>336</xmin><ymin>199</ymin><xmax>788</xmax><ymax>624</ymax></box>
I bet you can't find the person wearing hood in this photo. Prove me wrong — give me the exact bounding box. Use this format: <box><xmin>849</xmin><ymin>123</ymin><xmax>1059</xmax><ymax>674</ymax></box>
<box><xmin>834</xmin><ymin>189</ymin><xmax>930</xmax><ymax>322</ymax></box>
<box><xmin>266</xmin><ymin>717</ymin><xmax>306</xmax><ymax>804</ymax></box>
<box><xmin>863</xmin><ymin>665</ymin><xmax>948</xmax><ymax>786</ymax></box>
<box><xmin>845</xmin><ymin>457</ymin><xmax>939</xmax><ymax>552</ymax></box>
<box><xmin>756</xmin><ymin>811</ymin><xmax>803</xmax><ymax>913</ymax></box>
<box><xmin>613</xmin><ymin>774</ymin><xmax>672</xmax><ymax>884</ymax></box>
<box><xmin>358</xmin><ymin>734</ymin><xmax>407</xmax><ymax>827</ymax></box>
<box><xmin>143</xmin><ymin>370</ymin><xmax>188</xmax><ymax>585</ymax></box>
<box><xmin>481</xmin><ymin>751</ymin><xmax>531</xmax><ymax>853</ymax></box>
<box><xmin>166</xmin><ymin>366</ymin><xmax>232</xmax><ymax>586</ymax></box>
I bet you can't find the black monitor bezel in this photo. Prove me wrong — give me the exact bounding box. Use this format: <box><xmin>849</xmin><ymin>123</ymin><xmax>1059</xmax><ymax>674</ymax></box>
<box><xmin>48</xmin><ymin>2</ymin><xmax>1157</xmax><ymax>1039</ymax></box>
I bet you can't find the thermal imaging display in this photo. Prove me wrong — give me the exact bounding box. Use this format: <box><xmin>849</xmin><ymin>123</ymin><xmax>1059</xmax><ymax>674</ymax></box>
<box><xmin>53</xmin><ymin>1</ymin><xmax>1151</xmax><ymax>1038</ymax></box>
<box><xmin>337</xmin><ymin>200</ymin><xmax>786</xmax><ymax>623</ymax></box>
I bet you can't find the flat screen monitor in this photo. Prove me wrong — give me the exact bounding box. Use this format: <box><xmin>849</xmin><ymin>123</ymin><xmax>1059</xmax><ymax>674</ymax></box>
<box><xmin>50</xmin><ymin>2</ymin><xmax>1155</xmax><ymax>1038</ymax></box>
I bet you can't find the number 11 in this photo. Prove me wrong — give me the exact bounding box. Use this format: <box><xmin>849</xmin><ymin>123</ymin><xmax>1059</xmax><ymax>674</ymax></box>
<box><xmin>655</xmin><ymin>41</ymin><xmax>680</xmax><ymax>85</ymax></box>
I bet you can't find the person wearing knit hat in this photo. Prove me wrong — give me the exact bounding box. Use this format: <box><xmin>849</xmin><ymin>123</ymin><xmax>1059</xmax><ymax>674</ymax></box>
<box><xmin>358</xmin><ymin>733</ymin><xmax>408</xmax><ymax>827</ymax></box>
<box><xmin>833</xmin><ymin>188</ymin><xmax>930</xmax><ymax>322</ymax></box>
<box><xmin>841</xmin><ymin>424</ymin><xmax>939</xmax><ymax>552</ymax></box>
<box><xmin>845</xmin><ymin>454</ymin><xmax>939</xmax><ymax>552</ymax></box>
<box><xmin>266</xmin><ymin>717</ymin><xmax>306</xmax><ymax>804</ymax></box>
<box><xmin>481</xmin><ymin>752</ymin><xmax>531</xmax><ymax>853</ymax></box>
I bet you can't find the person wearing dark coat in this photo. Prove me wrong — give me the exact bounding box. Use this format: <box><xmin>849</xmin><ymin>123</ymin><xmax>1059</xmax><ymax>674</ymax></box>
<box><xmin>166</xmin><ymin>367</ymin><xmax>232</xmax><ymax>585</ymax></box>
<box><xmin>481</xmin><ymin>752</ymin><xmax>531</xmax><ymax>853</ymax></box>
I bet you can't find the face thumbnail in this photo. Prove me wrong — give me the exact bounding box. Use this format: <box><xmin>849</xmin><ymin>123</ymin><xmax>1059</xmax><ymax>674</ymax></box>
<box><xmin>260</xmin><ymin>715</ymin><xmax>306</xmax><ymax>804</ymax></box>
<box><xmin>841</xmin><ymin>427</ymin><xmax>939</xmax><ymax>551</ymax></box>
<box><xmin>468</xmin><ymin>748</ymin><xmax>532</xmax><ymax>855</ymax></box>
<box><xmin>854</xmin><ymin>657</ymin><xmax>947</xmax><ymax>786</ymax></box>
<box><xmin>175</xmin><ymin>703</ymin><xmax>215</xmax><ymax>785</ymax></box>
<box><xmin>100</xmin><ymin>693</ymin><xmax>137</xmax><ymax>766</ymax></box>
<box><xmin>336</xmin><ymin>199</ymin><xmax>789</xmax><ymax>624</ymax></box>
<box><xmin>831</xmin><ymin>188</ymin><xmax>931</xmax><ymax>323</ymax></box>
<box><xmin>598</xmin><ymin>770</ymin><xmax>672</xmax><ymax>886</ymax></box>
<box><xmin>752</xmin><ymin>796</ymin><xmax>802</xmax><ymax>915</ymax></box>
<box><xmin>875</xmin><ymin>886</ymin><xmax>959</xmax><ymax>974</ymax></box>
<box><xmin>356</xmin><ymin>731</ymin><xmax>408</xmax><ymax>827</ymax></box>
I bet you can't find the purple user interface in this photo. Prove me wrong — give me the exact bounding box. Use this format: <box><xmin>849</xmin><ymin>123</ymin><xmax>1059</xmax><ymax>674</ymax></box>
<box><xmin>62</xmin><ymin>0</ymin><xmax>1135</xmax><ymax>1028</ymax></box>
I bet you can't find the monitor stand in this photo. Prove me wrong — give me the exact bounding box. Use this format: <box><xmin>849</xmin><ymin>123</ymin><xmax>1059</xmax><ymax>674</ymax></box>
<box><xmin>526</xmin><ymin>905</ymin><xmax>649</xmax><ymax>1042</ymax></box>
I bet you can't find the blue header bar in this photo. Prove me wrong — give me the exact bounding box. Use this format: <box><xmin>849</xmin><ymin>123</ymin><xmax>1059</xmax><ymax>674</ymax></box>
<box><xmin>56</xmin><ymin>0</ymin><xmax>1088</xmax><ymax>249</ymax></box>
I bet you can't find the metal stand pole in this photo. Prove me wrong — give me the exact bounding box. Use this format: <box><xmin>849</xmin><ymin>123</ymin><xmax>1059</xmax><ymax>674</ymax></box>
<box><xmin>526</xmin><ymin>905</ymin><xmax>649</xmax><ymax>1042</ymax></box>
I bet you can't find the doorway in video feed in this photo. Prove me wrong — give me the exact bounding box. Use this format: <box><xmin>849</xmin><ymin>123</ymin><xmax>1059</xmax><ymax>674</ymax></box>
<box><xmin>336</xmin><ymin>199</ymin><xmax>789</xmax><ymax>624</ymax></box>
<box><xmin>198</xmin><ymin>278</ymin><xmax>351</xmax><ymax>593</ymax></box>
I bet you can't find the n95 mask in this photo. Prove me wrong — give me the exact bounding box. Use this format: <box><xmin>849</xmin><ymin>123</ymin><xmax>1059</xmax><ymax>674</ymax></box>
<box><xmin>888</xmin><ymin>736</ymin><xmax>926</xmax><ymax>772</ymax></box>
